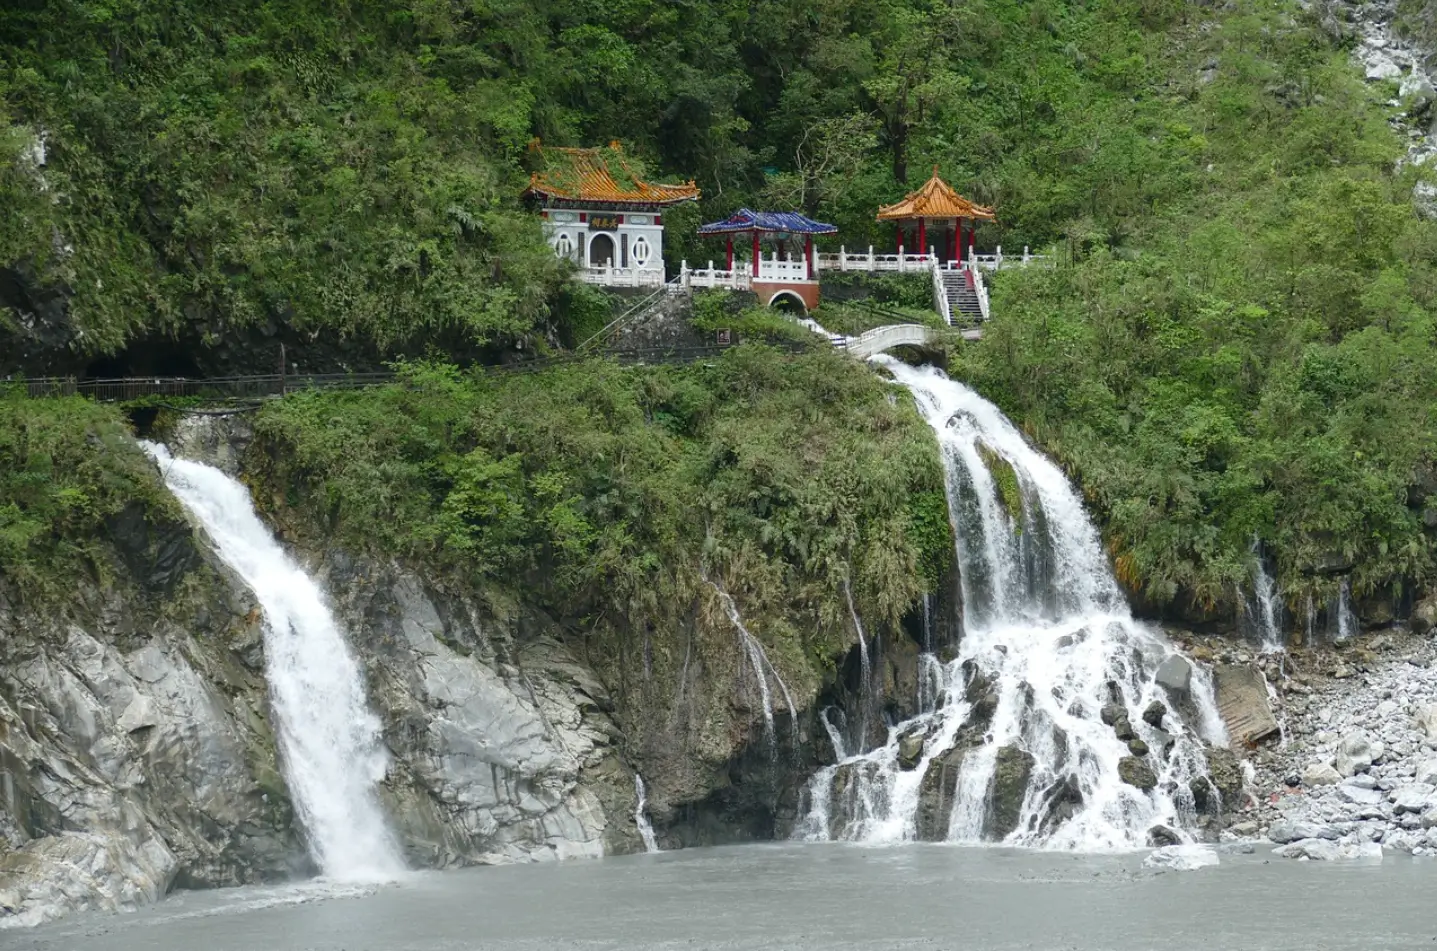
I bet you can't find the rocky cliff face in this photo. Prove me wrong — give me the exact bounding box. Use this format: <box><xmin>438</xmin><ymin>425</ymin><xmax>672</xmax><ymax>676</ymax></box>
<box><xmin>0</xmin><ymin>522</ymin><xmax>302</xmax><ymax>927</ymax></box>
<box><xmin>0</xmin><ymin>416</ymin><xmax>863</xmax><ymax>927</ymax></box>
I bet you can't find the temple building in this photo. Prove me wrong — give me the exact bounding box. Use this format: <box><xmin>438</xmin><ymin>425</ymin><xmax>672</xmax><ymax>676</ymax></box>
<box><xmin>876</xmin><ymin>168</ymin><xmax>994</xmax><ymax>265</ymax></box>
<box><xmin>523</xmin><ymin>142</ymin><xmax>699</xmax><ymax>287</ymax></box>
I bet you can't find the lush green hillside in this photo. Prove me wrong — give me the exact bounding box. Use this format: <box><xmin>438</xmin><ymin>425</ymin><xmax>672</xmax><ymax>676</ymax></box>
<box><xmin>5</xmin><ymin>0</ymin><xmax>1437</xmax><ymax>625</ymax></box>
<box><xmin>1</xmin><ymin>0</ymin><xmax>1296</xmax><ymax>369</ymax></box>
<box><xmin>957</xmin><ymin>2</ymin><xmax>1437</xmax><ymax>617</ymax></box>
<box><xmin>249</xmin><ymin>348</ymin><xmax>951</xmax><ymax>667</ymax></box>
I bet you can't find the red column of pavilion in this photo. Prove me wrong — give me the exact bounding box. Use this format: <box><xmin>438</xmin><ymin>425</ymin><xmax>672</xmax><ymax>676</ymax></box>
<box><xmin>751</xmin><ymin>230</ymin><xmax>760</xmax><ymax>278</ymax></box>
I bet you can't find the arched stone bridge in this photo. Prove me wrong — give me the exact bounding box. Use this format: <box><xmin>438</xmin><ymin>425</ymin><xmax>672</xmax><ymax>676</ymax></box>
<box><xmin>840</xmin><ymin>323</ymin><xmax>980</xmax><ymax>359</ymax></box>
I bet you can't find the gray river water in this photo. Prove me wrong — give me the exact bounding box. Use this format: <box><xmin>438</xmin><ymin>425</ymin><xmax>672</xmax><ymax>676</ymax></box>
<box><xmin>8</xmin><ymin>843</ymin><xmax>1436</xmax><ymax>951</ymax></box>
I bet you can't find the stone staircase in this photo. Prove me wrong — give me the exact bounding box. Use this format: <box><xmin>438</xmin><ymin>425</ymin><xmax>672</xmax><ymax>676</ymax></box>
<box><xmin>939</xmin><ymin>269</ymin><xmax>984</xmax><ymax>323</ymax></box>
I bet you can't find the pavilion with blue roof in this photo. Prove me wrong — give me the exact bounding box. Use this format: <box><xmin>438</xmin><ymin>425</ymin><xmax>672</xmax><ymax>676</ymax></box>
<box><xmin>695</xmin><ymin>208</ymin><xmax>837</xmax><ymax>310</ymax></box>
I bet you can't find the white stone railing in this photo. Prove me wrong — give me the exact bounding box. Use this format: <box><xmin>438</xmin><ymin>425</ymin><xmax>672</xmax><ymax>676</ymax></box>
<box><xmin>815</xmin><ymin>248</ymin><xmax>936</xmax><ymax>273</ymax></box>
<box><xmin>973</xmin><ymin>265</ymin><xmax>991</xmax><ymax>322</ymax></box>
<box><xmin>931</xmin><ymin>264</ymin><xmax>952</xmax><ymax>325</ymax></box>
<box><xmin>817</xmin><ymin>245</ymin><xmax>1053</xmax><ymax>274</ymax></box>
<box><xmin>680</xmin><ymin>254</ymin><xmax>819</xmax><ymax>288</ymax></box>
<box><xmin>579</xmin><ymin>266</ymin><xmax>667</xmax><ymax>288</ymax></box>
<box><xmin>680</xmin><ymin>262</ymin><xmax>751</xmax><ymax>290</ymax></box>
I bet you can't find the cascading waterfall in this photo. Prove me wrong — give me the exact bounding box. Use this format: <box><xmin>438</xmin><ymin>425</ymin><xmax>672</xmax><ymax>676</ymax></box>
<box><xmin>796</xmin><ymin>360</ymin><xmax>1226</xmax><ymax>850</ymax></box>
<box><xmin>142</xmin><ymin>443</ymin><xmax>404</xmax><ymax>880</ymax></box>
<box><xmin>1247</xmin><ymin>540</ymin><xmax>1285</xmax><ymax>653</ymax></box>
<box><xmin>633</xmin><ymin>775</ymin><xmax>660</xmax><ymax>853</ymax></box>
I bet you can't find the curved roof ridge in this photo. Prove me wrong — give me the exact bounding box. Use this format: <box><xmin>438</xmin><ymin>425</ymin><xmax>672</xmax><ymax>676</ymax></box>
<box><xmin>876</xmin><ymin>168</ymin><xmax>994</xmax><ymax>221</ymax></box>
<box><xmin>523</xmin><ymin>142</ymin><xmax>699</xmax><ymax>205</ymax></box>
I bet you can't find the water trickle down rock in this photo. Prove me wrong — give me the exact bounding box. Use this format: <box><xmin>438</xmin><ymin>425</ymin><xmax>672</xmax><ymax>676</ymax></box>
<box><xmin>793</xmin><ymin>360</ymin><xmax>1227</xmax><ymax>849</ymax></box>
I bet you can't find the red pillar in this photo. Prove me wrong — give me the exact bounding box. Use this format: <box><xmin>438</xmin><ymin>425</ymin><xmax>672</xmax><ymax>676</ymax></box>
<box><xmin>726</xmin><ymin>235</ymin><xmax>734</xmax><ymax>271</ymax></box>
<box><xmin>804</xmin><ymin>234</ymin><xmax>814</xmax><ymax>280</ymax></box>
<box><xmin>917</xmin><ymin>217</ymin><xmax>927</xmax><ymax>257</ymax></box>
<box><xmin>751</xmin><ymin>230</ymin><xmax>760</xmax><ymax>277</ymax></box>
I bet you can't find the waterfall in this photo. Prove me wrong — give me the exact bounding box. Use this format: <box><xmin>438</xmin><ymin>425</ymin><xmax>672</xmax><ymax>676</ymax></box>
<box><xmin>795</xmin><ymin>361</ymin><xmax>1226</xmax><ymax>850</ymax></box>
<box><xmin>843</xmin><ymin>578</ymin><xmax>876</xmax><ymax>752</ymax></box>
<box><xmin>142</xmin><ymin>443</ymin><xmax>404</xmax><ymax>880</ymax></box>
<box><xmin>1247</xmin><ymin>540</ymin><xmax>1285</xmax><ymax>652</ymax></box>
<box><xmin>1332</xmin><ymin>577</ymin><xmax>1357</xmax><ymax>642</ymax></box>
<box><xmin>633</xmin><ymin>775</ymin><xmax>660</xmax><ymax>853</ymax></box>
<box><xmin>706</xmin><ymin>580</ymin><xmax>798</xmax><ymax>749</ymax></box>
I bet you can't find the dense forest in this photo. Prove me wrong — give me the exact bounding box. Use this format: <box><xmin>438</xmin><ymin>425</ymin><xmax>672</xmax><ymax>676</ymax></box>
<box><xmin>3</xmin><ymin>0</ymin><xmax>1437</xmax><ymax>624</ymax></box>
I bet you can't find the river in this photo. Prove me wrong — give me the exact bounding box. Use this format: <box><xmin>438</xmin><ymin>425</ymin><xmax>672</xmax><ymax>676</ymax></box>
<box><xmin>8</xmin><ymin>843</ymin><xmax>1435</xmax><ymax>951</ymax></box>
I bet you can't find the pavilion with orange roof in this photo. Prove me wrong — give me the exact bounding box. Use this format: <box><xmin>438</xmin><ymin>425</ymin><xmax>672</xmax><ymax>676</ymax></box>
<box><xmin>876</xmin><ymin>167</ymin><xmax>994</xmax><ymax>265</ymax></box>
<box><xmin>523</xmin><ymin>141</ymin><xmax>699</xmax><ymax>287</ymax></box>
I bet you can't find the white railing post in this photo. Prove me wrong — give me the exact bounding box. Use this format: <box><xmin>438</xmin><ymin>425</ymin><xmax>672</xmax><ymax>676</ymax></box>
<box><xmin>898</xmin><ymin>245</ymin><xmax>905</xmax><ymax>273</ymax></box>
<box><xmin>996</xmin><ymin>245</ymin><xmax>1003</xmax><ymax>269</ymax></box>
<box><xmin>1023</xmin><ymin>246</ymin><xmax>1031</xmax><ymax>264</ymax></box>
<box><xmin>840</xmin><ymin>246</ymin><xmax>847</xmax><ymax>271</ymax></box>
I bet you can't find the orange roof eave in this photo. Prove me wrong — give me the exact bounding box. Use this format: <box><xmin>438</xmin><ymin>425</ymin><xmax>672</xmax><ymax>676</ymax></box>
<box><xmin>876</xmin><ymin>168</ymin><xmax>994</xmax><ymax>221</ymax></box>
<box><xmin>523</xmin><ymin>144</ymin><xmax>700</xmax><ymax>205</ymax></box>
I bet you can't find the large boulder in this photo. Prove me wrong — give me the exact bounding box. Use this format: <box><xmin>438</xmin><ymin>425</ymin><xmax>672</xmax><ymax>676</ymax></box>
<box><xmin>1391</xmin><ymin>783</ymin><xmax>1437</xmax><ymax>815</ymax></box>
<box><xmin>1118</xmin><ymin>756</ymin><xmax>1157</xmax><ymax>791</ymax></box>
<box><xmin>986</xmin><ymin>745</ymin><xmax>1035</xmax><ymax>840</ymax></box>
<box><xmin>1415</xmin><ymin>705</ymin><xmax>1437</xmax><ymax>741</ymax></box>
<box><xmin>1155</xmin><ymin>655</ymin><xmax>1193</xmax><ymax>696</ymax></box>
<box><xmin>1266</xmin><ymin>819</ymin><xmax>1339</xmax><ymax>844</ymax></box>
<box><xmin>897</xmin><ymin>730</ymin><xmax>925</xmax><ymax>771</ymax></box>
<box><xmin>1412</xmin><ymin>597</ymin><xmax>1437</xmax><ymax>636</ymax></box>
<box><xmin>1203</xmin><ymin>747</ymin><xmax>1245</xmax><ymax>812</ymax></box>
<box><xmin>916</xmin><ymin>746</ymin><xmax>967</xmax><ymax>841</ymax></box>
<box><xmin>1302</xmin><ymin>762</ymin><xmax>1342</xmax><ymax>787</ymax></box>
<box><xmin>1142</xmin><ymin>701</ymin><xmax>1168</xmax><ymax>728</ymax></box>
<box><xmin>1335</xmin><ymin>732</ymin><xmax>1374</xmax><ymax>777</ymax></box>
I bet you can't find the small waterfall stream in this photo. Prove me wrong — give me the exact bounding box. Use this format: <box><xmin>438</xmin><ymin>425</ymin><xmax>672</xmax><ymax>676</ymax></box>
<box><xmin>707</xmin><ymin>580</ymin><xmax>798</xmax><ymax>749</ymax></box>
<box><xmin>1247</xmin><ymin>541</ymin><xmax>1285</xmax><ymax>653</ymax></box>
<box><xmin>796</xmin><ymin>361</ymin><xmax>1226</xmax><ymax>850</ymax></box>
<box><xmin>634</xmin><ymin>775</ymin><xmax>660</xmax><ymax>853</ymax></box>
<box><xmin>142</xmin><ymin>443</ymin><xmax>404</xmax><ymax>880</ymax></box>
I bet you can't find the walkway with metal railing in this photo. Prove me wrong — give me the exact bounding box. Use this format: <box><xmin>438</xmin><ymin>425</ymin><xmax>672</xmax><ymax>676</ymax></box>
<box><xmin>6</xmin><ymin>343</ymin><xmax>783</xmax><ymax>405</ymax></box>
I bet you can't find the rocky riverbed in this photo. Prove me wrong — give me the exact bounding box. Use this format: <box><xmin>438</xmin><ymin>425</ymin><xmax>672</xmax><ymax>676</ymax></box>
<box><xmin>1174</xmin><ymin>621</ymin><xmax>1437</xmax><ymax>860</ymax></box>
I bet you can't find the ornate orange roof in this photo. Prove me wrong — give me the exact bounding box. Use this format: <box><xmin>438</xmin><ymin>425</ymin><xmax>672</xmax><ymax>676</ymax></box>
<box><xmin>876</xmin><ymin>168</ymin><xmax>994</xmax><ymax>221</ymax></box>
<box><xmin>523</xmin><ymin>141</ymin><xmax>699</xmax><ymax>206</ymax></box>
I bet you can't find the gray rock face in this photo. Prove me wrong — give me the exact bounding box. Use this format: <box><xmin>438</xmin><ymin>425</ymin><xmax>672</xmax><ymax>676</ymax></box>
<box><xmin>1267</xmin><ymin>819</ymin><xmax>1340</xmax><ymax>844</ymax></box>
<box><xmin>1155</xmin><ymin>655</ymin><xmax>1193</xmax><ymax>695</ymax></box>
<box><xmin>1336</xmin><ymin>732</ymin><xmax>1375</xmax><ymax>777</ymax></box>
<box><xmin>1118</xmin><ymin>756</ymin><xmax>1157</xmax><ymax>791</ymax></box>
<box><xmin>0</xmin><ymin>575</ymin><xmax>301</xmax><ymax>928</ymax></box>
<box><xmin>317</xmin><ymin>566</ymin><xmax>623</xmax><ymax>866</ymax></box>
<box><xmin>986</xmin><ymin>746</ymin><xmax>1034</xmax><ymax>841</ymax></box>
<box><xmin>1303</xmin><ymin>762</ymin><xmax>1342</xmax><ymax>786</ymax></box>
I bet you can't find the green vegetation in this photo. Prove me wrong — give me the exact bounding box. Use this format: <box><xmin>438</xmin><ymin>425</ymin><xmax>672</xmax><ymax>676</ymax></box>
<box><xmin>251</xmin><ymin>348</ymin><xmax>949</xmax><ymax>666</ymax></box>
<box><xmin>0</xmin><ymin>390</ymin><xmax>177</xmax><ymax>597</ymax></box>
<box><xmin>6</xmin><ymin>0</ymin><xmax>1437</xmax><ymax>625</ymax></box>
<box><xmin>956</xmin><ymin>3</ymin><xmax>1437</xmax><ymax>611</ymax></box>
<box><xmin>689</xmin><ymin>291</ymin><xmax>814</xmax><ymax>344</ymax></box>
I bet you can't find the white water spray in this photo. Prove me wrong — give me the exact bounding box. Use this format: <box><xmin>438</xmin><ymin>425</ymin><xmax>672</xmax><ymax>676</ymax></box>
<box><xmin>634</xmin><ymin>775</ymin><xmax>660</xmax><ymax>853</ymax></box>
<box><xmin>796</xmin><ymin>361</ymin><xmax>1226</xmax><ymax>850</ymax></box>
<box><xmin>142</xmin><ymin>443</ymin><xmax>404</xmax><ymax>880</ymax></box>
<box><xmin>706</xmin><ymin>580</ymin><xmax>797</xmax><ymax>748</ymax></box>
<box><xmin>1333</xmin><ymin>577</ymin><xmax>1357</xmax><ymax>643</ymax></box>
<box><xmin>1248</xmin><ymin>540</ymin><xmax>1285</xmax><ymax>653</ymax></box>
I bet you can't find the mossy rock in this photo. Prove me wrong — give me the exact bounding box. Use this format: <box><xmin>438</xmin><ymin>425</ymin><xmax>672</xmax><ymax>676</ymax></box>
<box><xmin>977</xmin><ymin>443</ymin><xmax>1023</xmax><ymax>526</ymax></box>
